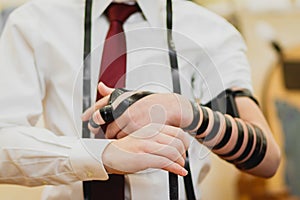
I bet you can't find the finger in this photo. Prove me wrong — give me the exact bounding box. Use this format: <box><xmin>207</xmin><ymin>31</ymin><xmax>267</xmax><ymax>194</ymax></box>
<box><xmin>153</xmin><ymin>133</ymin><xmax>186</xmax><ymax>159</ymax></box>
<box><xmin>102</xmin><ymin>142</ymin><xmax>188</xmax><ymax>176</ymax></box>
<box><xmin>143</xmin><ymin>154</ymin><xmax>188</xmax><ymax>176</ymax></box>
<box><xmin>98</xmin><ymin>82</ymin><xmax>115</xmax><ymax>97</ymax></box>
<box><xmin>87</xmin><ymin>111</ymin><xmax>106</xmax><ymax>134</ymax></box>
<box><xmin>126</xmin><ymin>124</ymin><xmax>186</xmax><ymax>157</ymax></box>
<box><xmin>81</xmin><ymin>106</ymin><xmax>94</xmax><ymax>121</ymax></box>
<box><xmin>105</xmin><ymin>115</ymin><xmax>128</xmax><ymax>139</ymax></box>
<box><xmin>81</xmin><ymin>95</ymin><xmax>110</xmax><ymax>121</ymax></box>
<box><xmin>94</xmin><ymin>95</ymin><xmax>110</xmax><ymax>109</ymax></box>
<box><xmin>88</xmin><ymin>122</ymin><xmax>101</xmax><ymax>135</ymax></box>
<box><xmin>161</xmin><ymin>160</ymin><xmax>188</xmax><ymax>176</ymax></box>
<box><xmin>159</xmin><ymin>125</ymin><xmax>191</xmax><ymax>150</ymax></box>
<box><xmin>142</xmin><ymin>140</ymin><xmax>185</xmax><ymax>167</ymax></box>
<box><xmin>116</xmin><ymin>131</ymin><xmax>128</xmax><ymax>139</ymax></box>
<box><xmin>114</xmin><ymin>121</ymin><xmax>162</xmax><ymax>139</ymax></box>
<box><xmin>105</xmin><ymin>121</ymin><xmax>126</xmax><ymax>139</ymax></box>
<box><xmin>114</xmin><ymin>122</ymin><xmax>143</xmax><ymax>139</ymax></box>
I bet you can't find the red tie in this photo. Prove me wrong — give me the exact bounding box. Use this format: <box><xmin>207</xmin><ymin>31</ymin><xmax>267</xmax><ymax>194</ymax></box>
<box><xmin>97</xmin><ymin>3</ymin><xmax>140</xmax><ymax>100</ymax></box>
<box><xmin>89</xmin><ymin>3</ymin><xmax>140</xmax><ymax>200</ymax></box>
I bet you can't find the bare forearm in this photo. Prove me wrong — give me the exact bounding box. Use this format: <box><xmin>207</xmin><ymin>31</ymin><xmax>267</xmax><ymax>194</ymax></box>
<box><xmin>185</xmin><ymin>99</ymin><xmax>280</xmax><ymax>177</ymax></box>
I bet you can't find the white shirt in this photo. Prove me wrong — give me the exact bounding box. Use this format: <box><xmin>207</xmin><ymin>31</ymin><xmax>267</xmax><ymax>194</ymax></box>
<box><xmin>0</xmin><ymin>0</ymin><xmax>252</xmax><ymax>199</ymax></box>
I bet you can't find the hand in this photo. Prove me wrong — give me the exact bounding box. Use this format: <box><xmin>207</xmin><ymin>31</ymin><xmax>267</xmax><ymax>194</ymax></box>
<box><xmin>102</xmin><ymin>123</ymin><xmax>190</xmax><ymax>176</ymax></box>
<box><xmin>82</xmin><ymin>83</ymin><xmax>195</xmax><ymax>139</ymax></box>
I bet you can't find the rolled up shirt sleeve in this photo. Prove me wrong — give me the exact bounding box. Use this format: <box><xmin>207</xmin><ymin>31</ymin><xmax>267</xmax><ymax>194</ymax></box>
<box><xmin>0</xmin><ymin>126</ymin><xmax>111</xmax><ymax>186</ymax></box>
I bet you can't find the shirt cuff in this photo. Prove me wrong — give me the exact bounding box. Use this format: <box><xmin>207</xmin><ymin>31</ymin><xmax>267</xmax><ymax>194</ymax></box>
<box><xmin>68</xmin><ymin>138</ymin><xmax>113</xmax><ymax>181</ymax></box>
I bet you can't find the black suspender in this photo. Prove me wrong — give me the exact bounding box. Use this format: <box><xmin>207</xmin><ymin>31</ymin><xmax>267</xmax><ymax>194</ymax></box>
<box><xmin>166</xmin><ymin>0</ymin><xmax>196</xmax><ymax>199</ymax></box>
<box><xmin>166</xmin><ymin>0</ymin><xmax>179</xmax><ymax>198</ymax></box>
<box><xmin>83</xmin><ymin>0</ymin><xmax>92</xmax><ymax>199</ymax></box>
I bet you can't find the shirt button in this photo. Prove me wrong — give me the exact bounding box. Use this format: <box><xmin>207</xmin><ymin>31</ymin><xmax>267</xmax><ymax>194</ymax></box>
<box><xmin>87</xmin><ymin>171</ymin><xmax>93</xmax><ymax>178</ymax></box>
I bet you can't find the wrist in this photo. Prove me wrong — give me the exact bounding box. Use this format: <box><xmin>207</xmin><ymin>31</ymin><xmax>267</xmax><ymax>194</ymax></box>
<box><xmin>181</xmin><ymin>101</ymin><xmax>201</xmax><ymax>132</ymax></box>
<box><xmin>103</xmin><ymin>164</ymin><xmax>124</xmax><ymax>175</ymax></box>
<box><xmin>165</xmin><ymin>94</ymin><xmax>181</xmax><ymax>127</ymax></box>
<box><xmin>101</xmin><ymin>140</ymin><xmax>123</xmax><ymax>175</ymax></box>
<box><xmin>172</xmin><ymin>94</ymin><xmax>195</xmax><ymax>128</ymax></box>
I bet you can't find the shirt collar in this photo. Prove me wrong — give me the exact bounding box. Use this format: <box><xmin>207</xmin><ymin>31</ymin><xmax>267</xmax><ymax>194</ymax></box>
<box><xmin>92</xmin><ymin>0</ymin><xmax>164</xmax><ymax>28</ymax></box>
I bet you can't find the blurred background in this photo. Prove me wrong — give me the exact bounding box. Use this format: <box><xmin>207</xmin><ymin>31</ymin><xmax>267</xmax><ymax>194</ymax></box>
<box><xmin>1</xmin><ymin>0</ymin><xmax>300</xmax><ymax>199</ymax></box>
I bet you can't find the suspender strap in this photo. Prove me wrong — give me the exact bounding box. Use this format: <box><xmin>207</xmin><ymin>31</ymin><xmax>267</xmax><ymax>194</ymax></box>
<box><xmin>166</xmin><ymin>1</ymin><xmax>179</xmax><ymax>199</ymax></box>
<box><xmin>82</xmin><ymin>0</ymin><xmax>92</xmax><ymax>139</ymax></box>
<box><xmin>166</xmin><ymin>0</ymin><xmax>196</xmax><ymax>199</ymax></box>
<box><xmin>83</xmin><ymin>0</ymin><xmax>93</xmax><ymax>199</ymax></box>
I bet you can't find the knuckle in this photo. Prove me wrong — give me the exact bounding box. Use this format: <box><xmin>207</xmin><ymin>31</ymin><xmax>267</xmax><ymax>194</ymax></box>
<box><xmin>161</xmin><ymin>145</ymin><xmax>180</xmax><ymax>162</ymax></box>
<box><xmin>154</xmin><ymin>157</ymin><xmax>170</xmax><ymax>169</ymax></box>
<box><xmin>169</xmin><ymin>146</ymin><xmax>182</xmax><ymax>161</ymax></box>
<box><xmin>127</xmin><ymin>122</ymin><xmax>139</xmax><ymax>134</ymax></box>
<box><xmin>137</xmin><ymin>140</ymin><xmax>150</xmax><ymax>153</ymax></box>
<box><xmin>106</xmin><ymin>122</ymin><xmax>120</xmax><ymax>138</ymax></box>
<box><xmin>170</xmin><ymin>137</ymin><xmax>184</xmax><ymax>151</ymax></box>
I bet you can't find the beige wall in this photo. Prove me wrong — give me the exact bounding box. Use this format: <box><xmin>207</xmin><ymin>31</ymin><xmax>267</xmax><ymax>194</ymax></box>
<box><xmin>0</xmin><ymin>0</ymin><xmax>28</xmax><ymax>8</ymax></box>
<box><xmin>0</xmin><ymin>185</ymin><xmax>43</xmax><ymax>200</ymax></box>
<box><xmin>1</xmin><ymin>0</ymin><xmax>299</xmax><ymax>199</ymax></box>
<box><xmin>240</xmin><ymin>10</ymin><xmax>300</xmax><ymax>98</ymax></box>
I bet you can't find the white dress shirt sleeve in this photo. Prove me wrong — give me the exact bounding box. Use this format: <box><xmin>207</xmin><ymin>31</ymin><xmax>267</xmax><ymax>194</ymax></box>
<box><xmin>0</xmin><ymin>11</ymin><xmax>110</xmax><ymax>187</ymax></box>
<box><xmin>0</xmin><ymin>127</ymin><xmax>110</xmax><ymax>186</ymax></box>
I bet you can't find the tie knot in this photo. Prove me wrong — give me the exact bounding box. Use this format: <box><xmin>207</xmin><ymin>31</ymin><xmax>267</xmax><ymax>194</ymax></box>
<box><xmin>106</xmin><ymin>3</ymin><xmax>140</xmax><ymax>24</ymax></box>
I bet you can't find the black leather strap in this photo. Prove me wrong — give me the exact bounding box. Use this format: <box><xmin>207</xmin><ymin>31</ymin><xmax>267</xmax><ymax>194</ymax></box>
<box><xmin>234</xmin><ymin>123</ymin><xmax>254</xmax><ymax>163</ymax></box>
<box><xmin>219</xmin><ymin>119</ymin><xmax>244</xmax><ymax>157</ymax></box>
<box><xmin>108</xmin><ymin>88</ymin><xmax>130</xmax><ymax>104</ymax></box>
<box><xmin>196</xmin><ymin>107</ymin><xmax>209</xmax><ymax>136</ymax></box>
<box><xmin>82</xmin><ymin>0</ymin><xmax>93</xmax><ymax>140</ymax></box>
<box><xmin>167</xmin><ymin>0</ymin><xmax>189</xmax><ymax>198</ymax></box>
<box><xmin>236</xmin><ymin>126</ymin><xmax>267</xmax><ymax>170</ymax></box>
<box><xmin>236</xmin><ymin>126</ymin><xmax>262</xmax><ymax>170</ymax></box>
<box><xmin>213</xmin><ymin>116</ymin><xmax>232</xmax><ymax>150</ymax></box>
<box><xmin>99</xmin><ymin>91</ymin><xmax>153</xmax><ymax>123</ymax></box>
<box><xmin>99</xmin><ymin>105</ymin><xmax>114</xmax><ymax>123</ymax></box>
<box><xmin>204</xmin><ymin>112</ymin><xmax>221</xmax><ymax>141</ymax></box>
<box><xmin>183</xmin><ymin>102</ymin><xmax>200</xmax><ymax>132</ymax></box>
<box><xmin>233</xmin><ymin>89</ymin><xmax>259</xmax><ymax>106</ymax></box>
<box><xmin>113</xmin><ymin>92</ymin><xmax>153</xmax><ymax>119</ymax></box>
<box><xmin>183</xmin><ymin>156</ymin><xmax>196</xmax><ymax>200</ymax></box>
<box><xmin>204</xmin><ymin>89</ymin><xmax>258</xmax><ymax>118</ymax></box>
<box><xmin>89</xmin><ymin>117</ymin><xmax>101</xmax><ymax>129</ymax></box>
<box><xmin>83</xmin><ymin>0</ymin><xmax>93</xmax><ymax>199</ymax></box>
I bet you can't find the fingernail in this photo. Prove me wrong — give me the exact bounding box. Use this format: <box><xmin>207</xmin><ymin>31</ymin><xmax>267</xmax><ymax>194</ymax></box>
<box><xmin>182</xmin><ymin>168</ymin><xmax>188</xmax><ymax>176</ymax></box>
<box><xmin>99</xmin><ymin>82</ymin><xmax>106</xmax><ymax>88</ymax></box>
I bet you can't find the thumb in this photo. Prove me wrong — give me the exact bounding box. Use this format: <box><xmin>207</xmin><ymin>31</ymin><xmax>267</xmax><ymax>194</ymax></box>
<box><xmin>98</xmin><ymin>82</ymin><xmax>115</xmax><ymax>97</ymax></box>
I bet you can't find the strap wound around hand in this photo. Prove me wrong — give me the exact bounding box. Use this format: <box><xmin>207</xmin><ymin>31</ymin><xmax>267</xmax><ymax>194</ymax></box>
<box><xmin>108</xmin><ymin>88</ymin><xmax>130</xmax><ymax>104</ymax></box>
<box><xmin>100</xmin><ymin>91</ymin><xmax>153</xmax><ymax>123</ymax></box>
